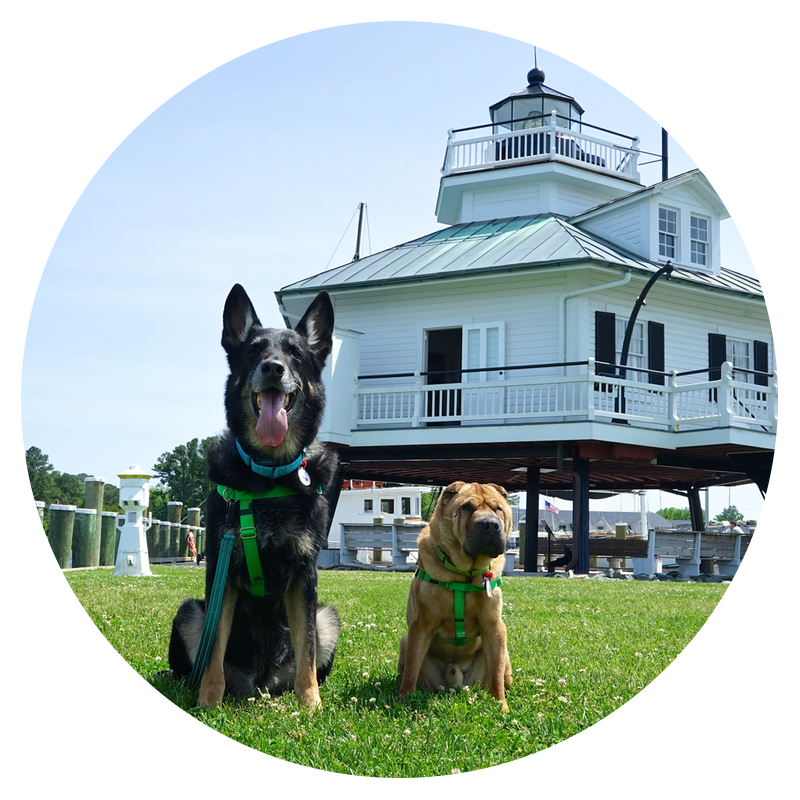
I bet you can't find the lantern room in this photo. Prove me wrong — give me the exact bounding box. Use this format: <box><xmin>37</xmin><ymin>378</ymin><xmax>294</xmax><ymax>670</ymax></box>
<box><xmin>489</xmin><ymin>66</ymin><xmax>584</xmax><ymax>132</ymax></box>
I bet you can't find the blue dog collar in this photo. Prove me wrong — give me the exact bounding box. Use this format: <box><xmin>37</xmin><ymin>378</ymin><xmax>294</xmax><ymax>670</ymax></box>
<box><xmin>235</xmin><ymin>439</ymin><xmax>304</xmax><ymax>479</ymax></box>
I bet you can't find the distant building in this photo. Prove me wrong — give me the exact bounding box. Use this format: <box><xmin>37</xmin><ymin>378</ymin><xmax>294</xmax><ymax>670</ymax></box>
<box><xmin>328</xmin><ymin>482</ymin><xmax>427</xmax><ymax>547</ymax></box>
<box><xmin>531</xmin><ymin>509</ymin><xmax>671</xmax><ymax>536</ymax></box>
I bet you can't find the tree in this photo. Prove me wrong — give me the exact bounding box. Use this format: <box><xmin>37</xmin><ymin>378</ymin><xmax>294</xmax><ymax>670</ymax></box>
<box><xmin>715</xmin><ymin>505</ymin><xmax>743</xmax><ymax>523</ymax></box>
<box><xmin>657</xmin><ymin>507</ymin><xmax>692</xmax><ymax>521</ymax></box>
<box><xmin>26</xmin><ymin>446</ymin><xmax>57</xmax><ymax>502</ymax></box>
<box><xmin>53</xmin><ymin>471</ymin><xmax>89</xmax><ymax>506</ymax></box>
<box><xmin>26</xmin><ymin>447</ymin><xmax>88</xmax><ymax>506</ymax></box>
<box><xmin>103</xmin><ymin>483</ymin><xmax>120</xmax><ymax>512</ymax></box>
<box><xmin>152</xmin><ymin>436</ymin><xmax>215</xmax><ymax>515</ymax></box>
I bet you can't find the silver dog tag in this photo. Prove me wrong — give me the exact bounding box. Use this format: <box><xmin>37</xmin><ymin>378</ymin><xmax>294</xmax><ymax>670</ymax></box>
<box><xmin>484</xmin><ymin>576</ymin><xmax>493</xmax><ymax>597</ymax></box>
<box><xmin>297</xmin><ymin>466</ymin><xmax>311</xmax><ymax>486</ymax></box>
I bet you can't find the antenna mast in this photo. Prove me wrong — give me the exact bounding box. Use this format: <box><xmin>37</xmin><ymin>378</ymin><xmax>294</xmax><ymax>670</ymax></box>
<box><xmin>353</xmin><ymin>202</ymin><xmax>365</xmax><ymax>261</ymax></box>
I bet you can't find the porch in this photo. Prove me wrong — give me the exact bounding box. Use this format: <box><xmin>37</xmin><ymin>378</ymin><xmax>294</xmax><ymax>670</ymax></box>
<box><xmin>353</xmin><ymin>359</ymin><xmax>777</xmax><ymax>435</ymax></box>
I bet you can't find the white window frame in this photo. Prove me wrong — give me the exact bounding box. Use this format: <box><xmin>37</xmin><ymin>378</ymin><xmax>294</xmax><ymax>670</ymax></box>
<box><xmin>615</xmin><ymin>318</ymin><xmax>646</xmax><ymax>382</ymax></box>
<box><xmin>690</xmin><ymin>214</ymin><xmax>709</xmax><ymax>266</ymax></box>
<box><xmin>658</xmin><ymin>206</ymin><xmax>678</xmax><ymax>260</ymax></box>
<box><xmin>727</xmin><ymin>338</ymin><xmax>751</xmax><ymax>383</ymax></box>
<box><xmin>380</xmin><ymin>498</ymin><xmax>395</xmax><ymax>515</ymax></box>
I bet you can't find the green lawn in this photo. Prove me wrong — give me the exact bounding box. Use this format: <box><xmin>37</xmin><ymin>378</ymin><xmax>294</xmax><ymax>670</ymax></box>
<box><xmin>65</xmin><ymin>566</ymin><xmax>726</xmax><ymax>777</ymax></box>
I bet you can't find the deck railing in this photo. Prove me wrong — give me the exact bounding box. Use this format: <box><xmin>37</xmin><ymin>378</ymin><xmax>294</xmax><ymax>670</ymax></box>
<box><xmin>442</xmin><ymin>111</ymin><xmax>640</xmax><ymax>181</ymax></box>
<box><xmin>353</xmin><ymin>359</ymin><xmax>777</xmax><ymax>433</ymax></box>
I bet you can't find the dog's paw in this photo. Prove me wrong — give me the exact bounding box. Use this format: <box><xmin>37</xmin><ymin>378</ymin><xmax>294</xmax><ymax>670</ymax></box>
<box><xmin>198</xmin><ymin>677</ymin><xmax>226</xmax><ymax>708</ymax></box>
<box><xmin>296</xmin><ymin>686</ymin><xmax>322</xmax><ymax>710</ymax></box>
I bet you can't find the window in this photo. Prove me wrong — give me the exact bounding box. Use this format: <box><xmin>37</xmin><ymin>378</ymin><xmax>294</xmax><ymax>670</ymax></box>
<box><xmin>691</xmin><ymin>215</ymin><xmax>709</xmax><ymax>266</ymax></box>
<box><xmin>727</xmin><ymin>338</ymin><xmax>751</xmax><ymax>382</ymax></box>
<box><xmin>659</xmin><ymin>207</ymin><xmax>677</xmax><ymax>260</ymax></box>
<box><xmin>596</xmin><ymin>312</ymin><xmax>665</xmax><ymax>386</ymax></box>
<box><xmin>616</xmin><ymin>319</ymin><xmax>645</xmax><ymax>381</ymax></box>
<box><xmin>364</xmin><ymin>499</ymin><xmax>373</xmax><ymax>514</ymax></box>
<box><xmin>401</xmin><ymin>497</ymin><xmax>411</xmax><ymax>515</ymax></box>
<box><xmin>380</xmin><ymin>499</ymin><xmax>395</xmax><ymax>515</ymax></box>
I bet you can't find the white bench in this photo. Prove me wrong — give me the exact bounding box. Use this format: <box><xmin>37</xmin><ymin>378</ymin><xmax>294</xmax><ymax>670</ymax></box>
<box><xmin>339</xmin><ymin>521</ymin><xmax>422</xmax><ymax>566</ymax></box>
<box><xmin>639</xmin><ymin>530</ymin><xmax>751</xmax><ymax>576</ymax></box>
<box><xmin>700</xmin><ymin>532</ymin><xmax>751</xmax><ymax>577</ymax></box>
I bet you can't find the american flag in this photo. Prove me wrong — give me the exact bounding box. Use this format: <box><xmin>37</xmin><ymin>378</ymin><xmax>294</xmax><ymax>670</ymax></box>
<box><xmin>545</xmin><ymin>500</ymin><xmax>560</xmax><ymax>515</ymax></box>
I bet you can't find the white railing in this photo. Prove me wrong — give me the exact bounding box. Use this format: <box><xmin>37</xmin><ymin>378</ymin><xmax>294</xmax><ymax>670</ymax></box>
<box><xmin>442</xmin><ymin>111</ymin><xmax>640</xmax><ymax>182</ymax></box>
<box><xmin>353</xmin><ymin>360</ymin><xmax>777</xmax><ymax>433</ymax></box>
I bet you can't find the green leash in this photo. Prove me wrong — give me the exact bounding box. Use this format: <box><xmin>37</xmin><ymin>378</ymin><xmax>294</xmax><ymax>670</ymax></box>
<box><xmin>189</xmin><ymin>531</ymin><xmax>236</xmax><ymax>687</ymax></box>
<box><xmin>415</xmin><ymin>567</ymin><xmax>503</xmax><ymax>646</ymax></box>
<box><xmin>187</xmin><ymin>481</ymin><xmax>320</xmax><ymax>688</ymax></box>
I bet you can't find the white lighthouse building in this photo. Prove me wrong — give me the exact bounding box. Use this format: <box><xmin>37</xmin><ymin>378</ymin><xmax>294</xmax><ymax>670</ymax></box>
<box><xmin>277</xmin><ymin>65</ymin><xmax>775</xmax><ymax>574</ymax></box>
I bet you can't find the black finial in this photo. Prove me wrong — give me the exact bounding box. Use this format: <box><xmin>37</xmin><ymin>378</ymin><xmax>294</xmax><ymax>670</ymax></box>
<box><xmin>527</xmin><ymin>66</ymin><xmax>545</xmax><ymax>85</ymax></box>
<box><xmin>528</xmin><ymin>46</ymin><xmax>544</xmax><ymax>84</ymax></box>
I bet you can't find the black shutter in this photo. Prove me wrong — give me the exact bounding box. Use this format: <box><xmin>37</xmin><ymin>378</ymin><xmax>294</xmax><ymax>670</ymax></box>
<box><xmin>648</xmin><ymin>321</ymin><xmax>665</xmax><ymax>385</ymax></box>
<box><xmin>753</xmin><ymin>340</ymin><xmax>769</xmax><ymax>387</ymax></box>
<box><xmin>708</xmin><ymin>333</ymin><xmax>727</xmax><ymax>401</ymax></box>
<box><xmin>595</xmin><ymin>311</ymin><xmax>616</xmax><ymax>376</ymax></box>
<box><xmin>708</xmin><ymin>333</ymin><xmax>727</xmax><ymax>381</ymax></box>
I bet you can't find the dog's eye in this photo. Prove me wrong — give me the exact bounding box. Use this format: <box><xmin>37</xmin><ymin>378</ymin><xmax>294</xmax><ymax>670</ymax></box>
<box><xmin>461</xmin><ymin>503</ymin><xmax>473</xmax><ymax>514</ymax></box>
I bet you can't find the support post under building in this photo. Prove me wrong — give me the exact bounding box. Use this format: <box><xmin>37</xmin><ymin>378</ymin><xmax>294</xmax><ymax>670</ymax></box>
<box><xmin>573</xmin><ymin>458</ymin><xmax>590</xmax><ymax>574</ymax></box>
<box><xmin>524</xmin><ymin>466</ymin><xmax>540</xmax><ymax>572</ymax></box>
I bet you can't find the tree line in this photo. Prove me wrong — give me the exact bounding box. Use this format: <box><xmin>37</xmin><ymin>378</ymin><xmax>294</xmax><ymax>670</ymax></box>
<box><xmin>26</xmin><ymin>438</ymin><xmax>215</xmax><ymax>524</ymax></box>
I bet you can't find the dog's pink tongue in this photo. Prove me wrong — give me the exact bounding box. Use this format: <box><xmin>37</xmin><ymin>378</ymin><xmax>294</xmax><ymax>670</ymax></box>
<box><xmin>255</xmin><ymin>389</ymin><xmax>288</xmax><ymax>447</ymax></box>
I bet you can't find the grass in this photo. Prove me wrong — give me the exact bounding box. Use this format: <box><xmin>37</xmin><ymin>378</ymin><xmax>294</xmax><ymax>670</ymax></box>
<box><xmin>65</xmin><ymin>566</ymin><xmax>726</xmax><ymax>777</ymax></box>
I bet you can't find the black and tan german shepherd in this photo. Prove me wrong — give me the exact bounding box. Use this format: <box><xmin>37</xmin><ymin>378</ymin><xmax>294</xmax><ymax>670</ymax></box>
<box><xmin>168</xmin><ymin>284</ymin><xmax>340</xmax><ymax>709</ymax></box>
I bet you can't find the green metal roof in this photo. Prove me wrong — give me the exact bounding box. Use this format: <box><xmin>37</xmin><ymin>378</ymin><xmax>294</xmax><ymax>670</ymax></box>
<box><xmin>277</xmin><ymin>214</ymin><xmax>762</xmax><ymax>299</ymax></box>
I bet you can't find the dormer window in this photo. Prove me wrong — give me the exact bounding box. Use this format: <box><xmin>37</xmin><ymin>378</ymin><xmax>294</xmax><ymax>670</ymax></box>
<box><xmin>691</xmin><ymin>215</ymin><xmax>709</xmax><ymax>266</ymax></box>
<box><xmin>658</xmin><ymin>207</ymin><xmax>677</xmax><ymax>260</ymax></box>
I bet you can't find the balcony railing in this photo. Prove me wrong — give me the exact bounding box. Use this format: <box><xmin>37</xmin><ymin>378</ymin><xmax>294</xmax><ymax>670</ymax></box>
<box><xmin>353</xmin><ymin>359</ymin><xmax>778</xmax><ymax>434</ymax></box>
<box><xmin>442</xmin><ymin>111</ymin><xmax>641</xmax><ymax>182</ymax></box>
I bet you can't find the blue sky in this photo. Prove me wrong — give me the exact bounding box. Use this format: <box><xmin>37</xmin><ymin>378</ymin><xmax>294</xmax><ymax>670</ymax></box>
<box><xmin>19</xmin><ymin>22</ymin><xmax>763</xmax><ymax>519</ymax></box>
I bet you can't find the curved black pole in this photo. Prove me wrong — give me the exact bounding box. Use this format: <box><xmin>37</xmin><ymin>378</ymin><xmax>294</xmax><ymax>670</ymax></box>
<box><xmin>616</xmin><ymin>261</ymin><xmax>673</xmax><ymax>417</ymax></box>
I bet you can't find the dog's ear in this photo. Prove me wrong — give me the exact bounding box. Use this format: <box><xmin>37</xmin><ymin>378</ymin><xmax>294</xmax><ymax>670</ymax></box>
<box><xmin>486</xmin><ymin>484</ymin><xmax>508</xmax><ymax>499</ymax></box>
<box><xmin>295</xmin><ymin>291</ymin><xmax>334</xmax><ymax>368</ymax></box>
<box><xmin>222</xmin><ymin>284</ymin><xmax>261</xmax><ymax>354</ymax></box>
<box><xmin>441</xmin><ymin>481</ymin><xmax>467</xmax><ymax>502</ymax></box>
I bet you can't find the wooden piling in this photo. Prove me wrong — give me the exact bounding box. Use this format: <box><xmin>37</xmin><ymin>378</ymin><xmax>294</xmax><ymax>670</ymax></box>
<box><xmin>179</xmin><ymin>523</ymin><xmax>191</xmax><ymax>558</ymax></box>
<box><xmin>83</xmin><ymin>476</ymin><xmax>104</xmax><ymax>528</ymax></box>
<box><xmin>48</xmin><ymin>504</ymin><xmax>76</xmax><ymax>568</ymax></box>
<box><xmin>187</xmin><ymin>508</ymin><xmax>201</xmax><ymax>557</ymax></box>
<box><xmin>167</xmin><ymin>502</ymin><xmax>182</xmax><ymax>557</ymax></box>
<box><xmin>157</xmin><ymin>521</ymin><xmax>169</xmax><ymax>559</ymax></box>
<box><xmin>72</xmin><ymin>508</ymin><xmax>99</xmax><ymax>567</ymax></box>
<box><xmin>100</xmin><ymin>511</ymin><xmax>117</xmax><ymax>565</ymax></box>
<box><xmin>148</xmin><ymin>520</ymin><xmax>162</xmax><ymax>558</ymax></box>
<box><xmin>146</xmin><ymin>517</ymin><xmax>159</xmax><ymax>559</ymax></box>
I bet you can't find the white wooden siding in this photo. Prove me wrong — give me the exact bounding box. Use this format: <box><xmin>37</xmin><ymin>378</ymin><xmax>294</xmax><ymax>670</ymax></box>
<box><xmin>332</xmin><ymin>271</ymin><xmax>569</xmax><ymax>379</ymax></box>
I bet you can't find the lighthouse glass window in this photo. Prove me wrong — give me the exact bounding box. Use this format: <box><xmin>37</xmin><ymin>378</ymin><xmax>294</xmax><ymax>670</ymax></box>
<box><xmin>691</xmin><ymin>215</ymin><xmax>709</xmax><ymax>266</ymax></box>
<box><xmin>658</xmin><ymin>207</ymin><xmax>677</xmax><ymax>259</ymax></box>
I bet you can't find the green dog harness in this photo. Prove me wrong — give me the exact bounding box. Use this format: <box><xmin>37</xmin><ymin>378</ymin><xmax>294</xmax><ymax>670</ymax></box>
<box><xmin>187</xmin><ymin>478</ymin><xmax>321</xmax><ymax>688</ymax></box>
<box><xmin>415</xmin><ymin>565</ymin><xmax>503</xmax><ymax>646</ymax></box>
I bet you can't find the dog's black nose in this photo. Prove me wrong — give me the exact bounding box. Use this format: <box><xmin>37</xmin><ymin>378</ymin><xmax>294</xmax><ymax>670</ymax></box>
<box><xmin>480</xmin><ymin>518</ymin><xmax>501</xmax><ymax>534</ymax></box>
<box><xmin>261</xmin><ymin>360</ymin><xmax>285</xmax><ymax>379</ymax></box>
